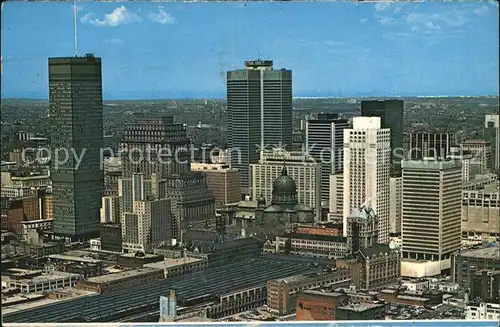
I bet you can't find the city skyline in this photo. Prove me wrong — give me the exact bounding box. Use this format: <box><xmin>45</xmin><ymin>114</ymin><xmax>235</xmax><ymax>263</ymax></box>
<box><xmin>2</xmin><ymin>1</ymin><xmax>499</xmax><ymax>99</ymax></box>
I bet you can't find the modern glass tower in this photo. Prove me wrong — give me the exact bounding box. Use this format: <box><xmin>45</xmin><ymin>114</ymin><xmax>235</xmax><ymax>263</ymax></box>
<box><xmin>49</xmin><ymin>54</ymin><xmax>104</xmax><ymax>241</ymax></box>
<box><xmin>361</xmin><ymin>99</ymin><xmax>404</xmax><ymax>172</ymax></box>
<box><xmin>227</xmin><ymin>60</ymin><xmax>293</xmax><ymax>190</ymax></box>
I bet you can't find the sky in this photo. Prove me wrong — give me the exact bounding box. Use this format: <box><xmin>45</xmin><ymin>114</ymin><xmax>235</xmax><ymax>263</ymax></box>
<box><xmin>1</xmin><ymin>1</ymin><xmax>499</xmax><ymax>99</ymax></box>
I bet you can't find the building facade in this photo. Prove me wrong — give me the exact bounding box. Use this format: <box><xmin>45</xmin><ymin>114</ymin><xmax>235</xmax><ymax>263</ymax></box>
<box><xmin>407</xmin><ymin>132</ymin><xmax>455</xmax><ymax>159</ymax></box>
<box><xmin>250</xmin><ymin>148</ymin><xmax>321</xmax><ymax>220</ymax></box>
<box><xmin>389</xmin><ymin>176</ymin><xmax>402</xmax><ymax>236</ymax></box>
<box><xmin>227</xmin><ymin>60</ymin><xmax>293</xmax><ymax>190</ymax></box>
<box><xmin>461</xmin><ymin>139</ymin><xmax>492</xmax><ymax>174</ymax></box>
<box><xmin>361</xmin><ymin>99</ymin><xmax>404</xmax><ymax>172</ymax></box>
<box><xmin>328</xmin><ymin>173</ymin><xmax>343</xmax><ymax>221</ymax></box>
<box><xmin>191</xmin><ymin>163</ymin><xmax>241</xmax><ymax>208</ymax></box>
<box><xmin>305</xmin><ymin>114</ymin><xmax>349</xmax><ymax>204</ymax></box>
<box><xmin>401</xmin><ymin>159</ymin><xmax>462</xmax><ymax>261</ymax></box>
<box><xmin>484</xmin><ymin>114</ymin><xmax>499</xmax><ymax>170</ymax></box>
<box><xmin>461</xmin><ymin>182</ymin><xmax>499</xmax><ymax>239</ymax></box>
<box><xmin>100</xmin><ymin>195</ymin><xmax>121</xmax><ymax>224</ymax></box>
<box><xmin>343</xmin><ymin>117</ymin><xmax>391</xmax><ymax>243</ymax></box>
<box><xmin>49</xmin><ymin>55</ymin><xmax>104</xmax><ymax>241</ymax></box>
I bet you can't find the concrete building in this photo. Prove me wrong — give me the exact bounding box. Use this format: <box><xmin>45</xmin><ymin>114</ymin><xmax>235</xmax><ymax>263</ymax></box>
<box><xmin>401</xmin><ymin>159</ymin><xmax>462</xmax><ymax>263</ymax></box>
<box><xmin>453</xmin><ymin>247</ymin><xmax>500</xmax><ymax>288</ymax></box>
<box><xmin>361</xmin><ymin>99</ymin><xmax>404</xmax><ymax>172</ymax></box>
<box><xmin>227</xmin><ymin>60</ymin><xmax>293</xmax><ymax>190</ymax></box>
<box><xmin>449</xmin><ymin>147</ymin><xmax>481</xmax><ymax>182</ymax></box>
<box><xmin>328</xmin><ymin>173</ymin><xmax>343</xmax><ymax>221</ymax></box>
<box><xmin>484</xmin><ymin>114</ymin><xmax>499</xmax><ymax>170</ymax></box>
<box><xmin>296</xmin><ymin>290</ymin><xmax>347</xmax><ymax>321</ymax></box>
<box><xmin>461</xmin><ymin>139</ymin><xmax>492</xmax><ymax>174</ymax></box>
<box><xmin>466</xmin><ymin>302</ymin><xmax>500</xmax><ymax>321</ymax></box>
<box><xmin>305</xmin><ymin>113</ymin><xmax>349</xmax><ymax>204</ymax></box>
<box><xmin>470</xmin><ymin>270</ymin><xmax>500</xmax><ymax>303</ymax></box>
<box><xmin>49</xmin><ymin>55</ymin><xmax>104</xmax><ymax>241</ymax></box>
<box><xmin>343</xmin><ymin>117</ymin><xmax>391</xmax><ymax>243</ymax></box>
<box><xmin>144</xmin><ymin>257</ymin><xmax>207</xmax><ymax>279</ymax></box>
<box><xmin>100</xmin><ymin>223</ymin><xmax>122</xmax><ymax>252</ymax></box>
<box><xmin>190</xmin><ymin>163</ymin><xmax>241</xmax><ymax>208</ymax></box>
<box><xmin>100</xmin><ymin>195</ymin><xmax>121</xmax><ymax>224</ymax></box>
<box><xmin>2</xmin><ymin>268</ymin><xmax>81</xmax><ymax>294</ymax></box>
<box><xmin>389</xmin><ymin>176</ymin><xmax>402</xmax><ymax>236</ymax></box>
<box><xmin>461</xmin><ymin>181</ymin><xmax>499</xmax><ymax>239</ymax></box>
<box><xmin>250</xmin><ymin>148</ymin><xmax>321</xmax><ymax>219</ymax></box>
<box><xmin>1</xmin><ymin>172</ymin><xmax>51</xmax><ymax>198</ymax></box>
<box><xmin>267</xmin><ymin>269</ymin><xmax>351</xmax><ymax>315</ymax></box>
<box><xmin>407</xmin><ymin>132</ymin><xmax>455</xmax><ymax>160</ymax></box>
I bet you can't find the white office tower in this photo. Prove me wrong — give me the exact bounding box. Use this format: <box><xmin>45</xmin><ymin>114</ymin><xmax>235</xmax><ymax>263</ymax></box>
<box><xmin>389</xmin><ymin>176</ymin><xmax>402</xmax><ymax>236</ymax></box>
<box><xmin>401</xmin><ymin>159</ymin><xmax>462</xmax><ymax>265</ymax></box>
<box><xmin>343</xmin><ymin>117</ymin><xmax>391</xmax><ymax>243</ymax></box>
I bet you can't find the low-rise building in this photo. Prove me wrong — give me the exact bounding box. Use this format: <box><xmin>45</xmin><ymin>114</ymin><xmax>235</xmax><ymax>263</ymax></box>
<box><xmin>296</xmin><ymin>290</ymin><xmax>346</xmax><ymax>320</ymax></box>
<box><xmin>144</xmin><ymin>256</ymin><xmax>207</xmax><ymax>279</ymax></box>
<box><xmin>267</xmin><ymin>269</ymin><xmax>351</xmax><ymax>315</ymax></box>
<box><xmin>2</xmin><ymin>268</ymin><xmax>81</xmax><ymax>294</ymax></box>
<box><xmin>466</xmin><ymin>301</ymin><xmax>500</xmax><ymax>321</ymax></box>
<box><xmin>453</xmin><ymin>247</ymin><xmax>500</xmax><ymax>288</ymax></box>
<box><xmin>336</xmin><ymin>302</ymin><xmax>387</xmax><ymax>320</ymax></box>
<box><xmin>75</xmin><ymin>267</ymin><xmax>164</xmax><ymax>294</ymax></box>
<box><xmin>469</xmin><ymin>270</ymin><xmax>500</xmax><ymax>303</ymax></box>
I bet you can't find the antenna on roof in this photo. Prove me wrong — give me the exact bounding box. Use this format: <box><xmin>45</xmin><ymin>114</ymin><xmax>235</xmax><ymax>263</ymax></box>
<box><xmin>73</xmin><ymin>0</ymin><xmax>78</xmax><ymax>57</ymax></box>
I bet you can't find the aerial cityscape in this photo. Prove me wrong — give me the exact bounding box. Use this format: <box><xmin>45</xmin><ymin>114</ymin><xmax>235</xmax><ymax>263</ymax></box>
<box><xmin>1</xmin><ymin>1</ymin><xmax>499</xmax><ymax>326</ymax></box>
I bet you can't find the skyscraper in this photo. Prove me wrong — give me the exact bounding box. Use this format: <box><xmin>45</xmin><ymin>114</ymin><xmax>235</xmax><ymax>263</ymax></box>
<box><xmin>49</xmin><ymin>54</ymin><xmax>104</xmax><ymax>241</ymax></box>
<box><xmin>343</xmin><ymin>117</ymin><xmax>391</xmax><ymax>243</ymax></box>
<box><xmin>361</xmin><ymin>100</ymin><xmax>404</xmax><ymax>171</ymax></box>
<box><xmin>484</xmin><ymin>114</ymin><xmax>499</xmax><ymax>171</ymax></box>
<box><xmin>408</xmin><ymin>132</ymin><xmax>455</xmax><ymax>160</ymax></box>
<box><xmin>401</xmin><ymin>159</ymin><xmax>462</xmax><ymax>262</ymax></box>
<box><xmin>305</xmin><ymin>113</ymin><xmax>349</xmax><ymax>205</ymax></box>
<box><xmin>227</xmin><ymin>60</ymin><xmax>293</xmax><ymax>190</ymax></box>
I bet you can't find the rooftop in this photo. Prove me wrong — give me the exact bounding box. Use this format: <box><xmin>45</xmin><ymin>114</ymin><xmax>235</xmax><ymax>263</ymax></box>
<box><xmin>299</xmin><ymin>289</ymin><xmax>345</xmax><ymax>298</ymax></box>
<box><xmin>338</xmin><ymin>302</ymin><xmax>385</xmax><ymax>312</ymax></box>
<box><xmin>83</xmin><ymin>267</ymin><xmax>162</xmax><ymax>284</ymax></box>
<box><xmin>47</xmin><ymin>254</ymin><xmax>102</xmax><ymax>264</ymax></box>
<box><xmin>144</xmin><ymin>257</ymin><xmax>204</xmax><ymax>269</ymax></box>
<box><xmin>458</xmin><ymin>246</ymin><xmax>499</xmax><ymax>259</ymax></box>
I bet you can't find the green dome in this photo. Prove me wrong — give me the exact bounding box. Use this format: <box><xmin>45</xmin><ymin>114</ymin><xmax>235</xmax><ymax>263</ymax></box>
<box><xmin>272</xmin><ymin>167</ymin><xmax>297</xmax><ymax>196</ymax></box>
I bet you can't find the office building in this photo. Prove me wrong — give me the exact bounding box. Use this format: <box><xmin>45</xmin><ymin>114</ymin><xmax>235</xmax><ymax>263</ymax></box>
<box><xmin>408</xmin><ymin>132</ymin><xmax>455</xmax><ymax>159</ymax></box>
<box><xmin>227</xmin><ymin>60</ymin><xmax>293</xmax><ymax>190</ymax></box>
<box><xmin>461</xmin><ymin>181</ymin><xmax>499</xmax><ymax>239</ymax></box>
<box><xmin>100</xmin><ymin>195</ymin><xmax>121</xmax><ymax>224</ymax></box>
<box><xmin>190</xmin><ymin>163</ymin><xmax>241</xmax><ymax>208</ymax></box>
<box><xmin>449</xmin><ymin>147</ymin><xmax>481</xmax><ymax>182</ymax></box>
<box><xmin>461</xmin><ymin>139</ymin><xmax>492</xmax><ymax>174</ymax></box>
<box><xmin>401</xmin><ymin>159</ymin><xmax>462</xmax><ymax>262</ymax></box>
<box><xmin>250</xmin><ymin>148</ymin><xmax>321</xmax><ymax>220</ymax></box>
<box><xmin>343</xmin><ymin>117</ymin><xmax>391</xmax><ymax>243</ymax></box>
<box><xmin>453</xmin><ymin>247</ymin><xmax>500</xmax><ymax>287</ymax></box>
<box><xmin>361</xmin><ymin>100</ymin><xmax>404</xmax><ymax>171</ymax></box>
<box><xmin>49</xmin><ymin>54</ymin><xmax>104</xmax><ymax>241</ymax></box>
<box><xmin>484</xmin><ymin>114</ymin><xmax>499</xmax><ymax>171</ymax></box>
<box><xmin>389</xmin><ymin>176</ymin><xmax>402</xmax><ymax>236</ymax></box>
<box><xmin>305</xmin><ymin>113</ymin><xmax>349</xmax><ymax>204</ymax></box>
<box><xmin>470</xmin><ymin>270</ymin><xmax>500</xmax><ymax>303</ymax></box>
<box><xmin>328</xmin><ymin>173</ymin><xmax>343</xmax><ymax>221</ymax></box>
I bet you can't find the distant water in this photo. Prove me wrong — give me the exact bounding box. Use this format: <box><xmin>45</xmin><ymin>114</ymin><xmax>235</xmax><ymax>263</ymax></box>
<box><xmin>132</xmin><ymin>321</ymin><xmax>498</xmax><ymax>327</ymax></box>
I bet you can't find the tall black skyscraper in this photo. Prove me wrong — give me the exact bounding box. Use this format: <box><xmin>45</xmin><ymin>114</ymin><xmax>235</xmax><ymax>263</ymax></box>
<box><xmin>49</xmin><ymin>54</ymin><xmax>104</xmax><ymax>241</ymax></box>
<box><xmin>361</xmin><ymin>99</ymin><xmax>404</xmax><ymax>172</ymax></box>
<box><xmin>227</xmin><ymin>60</ymin><xmax>293</xmax><ymax>190</ymax></box>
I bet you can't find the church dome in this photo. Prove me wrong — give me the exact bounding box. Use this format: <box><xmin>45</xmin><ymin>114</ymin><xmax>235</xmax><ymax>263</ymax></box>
<box><xmin>272</xmin><ymin>167</ymin><xmax>297</xmax><ymax>196</ymax></box>
<box><xmin>271</xmin><ymin>166</ymin><xmax>298</xmax><ymax>207</ymax></box>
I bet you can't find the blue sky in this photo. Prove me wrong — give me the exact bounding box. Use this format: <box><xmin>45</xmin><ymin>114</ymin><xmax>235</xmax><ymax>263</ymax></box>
<box><xmin>1</xmin><ymin>1</ymin><xmax>499</xmax><ymax>99</ymax></box>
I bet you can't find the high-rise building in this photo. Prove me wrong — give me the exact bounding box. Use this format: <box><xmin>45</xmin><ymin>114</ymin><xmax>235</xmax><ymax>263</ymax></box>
<box><xmin>401</xmin><ymin>159</ymin><xmax>462</xmax><ymax>261</ymax></box>
<box><xmin>462</xmin><ymin>181</ymin><xmax>499</xmax><ymax>239</ymax></box>
<box><xmin>328</xmin><ymin>173</ymin><xmax>343</xmax><ymax>222</ymax></box>
<box><xmin>361</xmin><ymin>100</ymin><xmax>404</xmax><ymax>171</ymax></box>
<box><xmin>227</xmin><ymin>60</ymin><xmax>293</xmax><ymax>190</ymax></box>
<box><xmin>100</xmin><ymin>195</ymin><xmax>121</xmax><ymax>224</ymax></box>
<box><xmin>389</xmin><ymin>176</ymin><xmax>402</xmax><ymax>236</ymax></box>
<box><xmin>407</xmin><ymin>132</ymin><xmax>455</xmax><ymax>159</ymax></box>
<box><xmin>484</xmin><ymin>114</ymin><xmax>499</xmax><ymax>171</ymax></box>
<box><xmin>343</xmin><ymin>117</ymin><xmax>391</xmax><ymax>243</ymax></box>
<box><xmin>49</xmin><ymin>54</ymin><xmax>104</xmax><ymax>241</ymax></box>
<box><xmin>305</xmin><ymin>113</ymin><xmax>349</xmax><ymax>205</ymax></box>
<box><xmin>461</xmin><ymin>139</ymin><xmax>492</xmax><ymax>174</ymax></box>
<box><xmin>250</xmin><ymin>148</ymin><xmax>321</xmax><ymax>220</ymax></box>
<box><xmin>449</xmin><ymin>147</ymin><xmax>481</xmax><ymax>182</ymax></box>
<box><xmin>190</xmin><ymin>163</ymin><xmax>242</xmax><ymax>208</ymax></box>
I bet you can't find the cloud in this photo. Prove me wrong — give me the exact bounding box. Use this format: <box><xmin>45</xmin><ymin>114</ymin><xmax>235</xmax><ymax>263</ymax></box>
<box><xmin>473</xmin><ymin>5</ymin><xmax>490</xmax><ymax>16</ymax></box>
<box><xmin>106</xmin><ymin>38</ymin><xmax>123</xmax><ymax>44</ymax></box>
<box><xmin>360</xmin><ymin>18</ymin><xmax>367</xmax><ymax>24</ymax></box>
<box><xmin>149</xmin><ymin>6</ymin><xmax>175</xmax><ymax>25</ymax></box>
<box><xmin>374</xmin><ymin>2</ymin><xmax>405</xmax><ymax>26</ymax></box>
<box><xmin>375</xmin><ymin>3</ymin><xmax>392</xmax><ymax>12</ymax></box>
<box><xmin>84</xmin><ymin>6</ymin><xmax>141</xmax><ymax>27</ymax></box>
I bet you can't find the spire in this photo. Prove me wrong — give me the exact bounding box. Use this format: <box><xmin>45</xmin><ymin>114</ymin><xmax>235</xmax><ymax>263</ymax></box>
<box><xmin>281</xmin><ymin>164</ymin><xmax>288</xmax><ymax>176</ymax></box>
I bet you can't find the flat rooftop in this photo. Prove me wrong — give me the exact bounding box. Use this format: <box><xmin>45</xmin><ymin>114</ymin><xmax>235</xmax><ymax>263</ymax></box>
<box><xmin>299</xmin><ymin>290</ymin><xmax>345</xmax><ymax>298</ymax></box>
<box><xmin>3</xmin><ymin>271</ymin><xmax>81</xmax><ymax>284</ymax></box>
<box><xmin>120</xmin><ymin>252</ymin><xmax>161</xmax><ymax>259</ymax></box>
<box><xmin>47</xmin><ymin>254</ymin><xmax>102</xmax><ymax>264</ymax></box>
<box><xmin>83</xmin><ymin>267</ymin><xmax>162</xmax><ymax>284</ymax></box>
<box><xmin>339</xmin><ymin>302</ymin><xmax>385</xmax><ymax>312</ymax></box>
<box><xmin>458</xmin><ymin>247</ymin><xmax>500</xmax><ymax>259</ymax></box>
<box><xmin>144</xmin><ymin>257</ymin><xmax>204</xmax><ymax>269</ymax></box>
